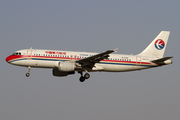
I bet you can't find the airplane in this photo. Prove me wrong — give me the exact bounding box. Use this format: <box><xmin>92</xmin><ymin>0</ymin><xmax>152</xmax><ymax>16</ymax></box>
<box><xmin>6</xmin><ymin>31</ymin><xmax>173</xmax><ymax>82</ymax></box>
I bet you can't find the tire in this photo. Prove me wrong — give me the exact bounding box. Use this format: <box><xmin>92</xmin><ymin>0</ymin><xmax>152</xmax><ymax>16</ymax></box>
<box><xmin>26</xmin><ymin>73</ymin><xmax>30</xmax><ymax>77</ymax></box>
<box><xmin>79</xmin><ymin>76</ymin><xmax>85</xmax><ymax>82</ymax></box>
<box><xmin>84</xmin><ymin>73</ymin><xmax>90</xmax><ymax>79</ymax></box>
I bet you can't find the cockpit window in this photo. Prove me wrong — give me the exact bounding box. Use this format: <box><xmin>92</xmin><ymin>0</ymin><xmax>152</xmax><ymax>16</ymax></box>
<box><xmin>12</xmin><ymin>52</ymin><xmax>21</xmax><ymax>55</ymax></box>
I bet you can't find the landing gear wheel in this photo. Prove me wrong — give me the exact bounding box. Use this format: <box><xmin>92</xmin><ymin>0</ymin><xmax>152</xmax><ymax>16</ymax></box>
<box><xmin>26</xmin><ymin>73</ymin><xmax>30</xmax><ymax>77</ymax></box>
<box><xmin>26</xmin><ymin>66</ymin><xmax>31</xmax><ymax>77</ymax></box>
<box><xmin>84</xmin><ymin>73</ymin><xmax>90</xmax><ymax>79</ymax></box>
<box><xmin>79</xmin><ymin>76</ymin><xmax>85</xmax><ymax>82</ymax></box>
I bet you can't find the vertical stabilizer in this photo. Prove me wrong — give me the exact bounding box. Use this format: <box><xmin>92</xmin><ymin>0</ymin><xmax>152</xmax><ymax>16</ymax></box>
<box><xmin>139</xmin><ymin>31</ymin><xmax>170</xmax><ymax>58</ymax></box>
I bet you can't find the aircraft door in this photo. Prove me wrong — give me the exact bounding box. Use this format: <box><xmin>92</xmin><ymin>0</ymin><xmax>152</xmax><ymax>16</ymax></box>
<box><xmin>27</xmin><ymin>49</ymin><xmax>32</xmax><ymax>59</ymax></box>
<box><xmin>74</xmin><ymin>55</ymin><xmax>77</xmax><ymax>60</ymax></box>
<box><xmin>70</xmin><ymin>55</ymin><xmax>73</xmax><ymax>60</ymax></box>
<box><xmin>136</xmin><ymin>56</ymin><xmax>141</xmax><ymax>66</ymax></box>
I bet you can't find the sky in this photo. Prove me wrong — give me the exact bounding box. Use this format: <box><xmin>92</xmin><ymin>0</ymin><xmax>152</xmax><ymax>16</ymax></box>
<box><xmin>0</xmin><ymin>0</ymin><xmax>180</xmax><ymax>120</ymax></box>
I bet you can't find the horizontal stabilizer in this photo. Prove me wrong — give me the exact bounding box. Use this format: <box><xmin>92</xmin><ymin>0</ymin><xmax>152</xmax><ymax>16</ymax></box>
<box><xmin>151</xmin><ymin>57</ymin><xmax>173</xmax><ymax>63</ymax></box>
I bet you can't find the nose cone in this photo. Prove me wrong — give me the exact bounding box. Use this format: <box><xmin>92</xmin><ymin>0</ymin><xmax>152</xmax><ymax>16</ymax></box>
<box><xmin>6</xmin><ymin>55</ymin><xmax>13</xmax><ymax>63</ymax></box>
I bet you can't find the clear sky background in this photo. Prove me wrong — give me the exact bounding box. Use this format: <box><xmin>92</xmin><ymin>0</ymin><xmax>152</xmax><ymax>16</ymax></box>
<box><xmin>0</xmin><ymin>0</ymin><xmax>180</xmax><ymax>120</ymax></box>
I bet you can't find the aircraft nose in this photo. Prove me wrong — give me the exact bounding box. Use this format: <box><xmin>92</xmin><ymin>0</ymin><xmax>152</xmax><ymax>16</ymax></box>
<box><xmin>6</xmin><ymin>55</ymin><xmax>12</xmax><ymax>63</ymax></box>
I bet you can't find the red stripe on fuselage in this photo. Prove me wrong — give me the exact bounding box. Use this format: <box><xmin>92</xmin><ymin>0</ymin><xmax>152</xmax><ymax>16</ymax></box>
<box><xmin>102</xmin><ymin>59</ymin><xmax>152</xmax><ymax>65</ymax></box>
<box><xmin>6</xmin><ymin>55</ymin><xmax>154</xmax><ymax>66</ymax></box>
<box><xmin>6</xmin><ymin>55</ymin><xmax>24</xmax><ymax>62</ymax></box>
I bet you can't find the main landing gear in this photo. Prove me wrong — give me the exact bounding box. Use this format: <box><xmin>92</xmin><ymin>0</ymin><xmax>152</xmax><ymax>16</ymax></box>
<box><xmin>26</xmin><ymin>66</ymin><xmax>31</xmax><ymax>77</ymax></box>
<box><xmin>79</xmin><ymin>72</ymin><xmax>90</xmax><ymax>82</ymax></box>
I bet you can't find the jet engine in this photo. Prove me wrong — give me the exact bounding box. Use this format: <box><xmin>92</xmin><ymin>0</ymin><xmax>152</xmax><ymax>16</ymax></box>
<box><xmin>54</xmin><ymin>61</ymin><xmax>75</xmax><ymax>72</ymax></box>
<box><xmin>52</xmin><ymin>68</ymin><xmax>75</xmax><ymax>77</ymax></box>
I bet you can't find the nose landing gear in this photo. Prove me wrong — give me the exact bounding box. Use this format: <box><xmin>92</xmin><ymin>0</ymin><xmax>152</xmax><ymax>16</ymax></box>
<box><xmin>78</xmin><ymin>71</ymin><xmax>90</xmax><ymax>82</ymax></box>
<box><xmin>26</xmin><ymin>66</ymin><xmax>31</xmax><ymax>77</ymax></box>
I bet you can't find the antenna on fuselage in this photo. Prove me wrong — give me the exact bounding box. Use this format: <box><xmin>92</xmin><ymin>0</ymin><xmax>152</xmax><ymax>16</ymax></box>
<box><xmin>114</xmin><ymin>48</ymin><xmax>118</xmax><ymax>53</ymax></box>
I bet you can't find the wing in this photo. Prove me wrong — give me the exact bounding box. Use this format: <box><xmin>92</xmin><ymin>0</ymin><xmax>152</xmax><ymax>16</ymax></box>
<box><xmin>76</xmin><ymin>48</ymin><xmax>118</xmax><ymax>68</ymax></box>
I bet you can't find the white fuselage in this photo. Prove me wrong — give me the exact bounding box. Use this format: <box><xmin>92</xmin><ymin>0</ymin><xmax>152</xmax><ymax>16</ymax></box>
<box><xmin>6</xmin><ymin>49</ymin><xmax>171</xmax><ymax>72</ymax></box>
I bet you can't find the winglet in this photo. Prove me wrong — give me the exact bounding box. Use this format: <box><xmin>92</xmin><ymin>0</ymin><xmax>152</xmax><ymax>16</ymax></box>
<box><xmin>114</xmin><ymin>48</ymin><xmax>118</xmax><ymax>53</ymax></box>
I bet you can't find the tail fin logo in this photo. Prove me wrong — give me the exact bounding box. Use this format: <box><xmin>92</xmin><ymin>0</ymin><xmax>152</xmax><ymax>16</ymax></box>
<box><xmin>155</xmin><ymin>39</ymin><xmax>165</xmax><ymax>50</ymax></box>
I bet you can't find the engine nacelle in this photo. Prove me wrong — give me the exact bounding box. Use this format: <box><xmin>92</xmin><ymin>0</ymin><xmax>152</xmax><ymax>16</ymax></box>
<box><xmin>53</xmin><ymin>68</ymin><xmax>75</xmax><ymax>77</ymax></box>
<box><xmin>54</xmin><ymin>61</ymin><xmax>75</xmax><ymax>72</ymax></box>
